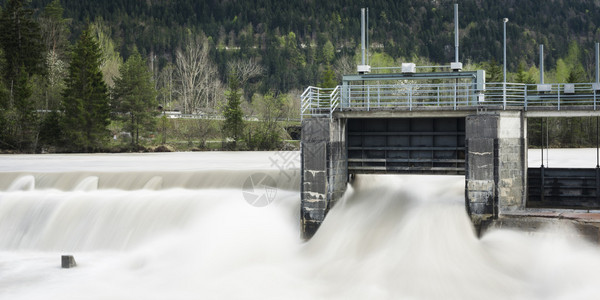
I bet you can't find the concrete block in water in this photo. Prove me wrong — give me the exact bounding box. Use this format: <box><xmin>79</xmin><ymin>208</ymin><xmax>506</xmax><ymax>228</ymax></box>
<box><xmin>61</xmin><ymin>255</ymin><xmax>76</xmax><ymax>268</ymax></box>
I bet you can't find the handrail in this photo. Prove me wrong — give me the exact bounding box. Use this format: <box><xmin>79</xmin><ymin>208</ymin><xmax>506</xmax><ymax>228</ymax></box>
<box><xmin>330</xmin><ymin>86</ymin><xmax>341</xmax><ymax>118</ymax></box>
<box><xmin>300</xmin><ymin>82</ymin><xmax>600</xmax><ymax>119</ymax></box>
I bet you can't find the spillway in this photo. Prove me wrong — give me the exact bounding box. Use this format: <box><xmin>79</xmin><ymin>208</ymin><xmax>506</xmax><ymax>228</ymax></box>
<box><xmin>1</xmin><ymin>151</ymin><xmax>600</xmax><ymax>300</ymax></box>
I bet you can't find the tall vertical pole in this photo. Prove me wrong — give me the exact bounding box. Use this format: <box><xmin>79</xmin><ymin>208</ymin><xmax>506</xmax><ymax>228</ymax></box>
<box><xmin>541</xmin><ymin>118</ymin><xmax>544</xmax><ymax>167</ymax></box>
<box><xmin>540</xmin><ymin>118</ymin><xmax>545</xmax><ymax>202</ymax></box>
<box><xmin>361</xmin><ymin>8</ymin><xmax>366</xmax><ymax>66</ymax></box>
<box><xmin>366</xmin><ymin>8</ymin><xmax>369</xmax><ymax>65</ymax></box>
<box><xmin>455</xmin><ymin>4</ymin><xmax>459</xmax><ymax>63</ymax></box>
<box><xmin>540</xmin><ymin>45</ymin><xmax>544</xmax><ymax>84</ymax></box>
<box><xmin>503</xmin><ymin>18</ymin><xmax>508</xmax><ymax>84</ymax></box>
<box><xmin>503</xmin><ymin>18</ymin><xmax>508</xmax><ymax>108</ymax></box>
<box><xmin>596</xmin><ymin>117</ymin><xmax>600</xmax><ymax>168</ymax></box>
<box><xmin>596</xmin><ymin>42</ymin><xmax>599</xmax><ymax>84</ymax></box>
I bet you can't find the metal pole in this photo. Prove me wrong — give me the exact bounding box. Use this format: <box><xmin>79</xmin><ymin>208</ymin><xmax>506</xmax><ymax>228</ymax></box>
<box><xmin>503</xmin><ymin>18</ymin><xmax>508</xmax><ymax>84</ymax></box>
<box><xmin>541</xmin><ymin>118</ymin><xmax>545</xmax><ymax>202</ymax></box>
<box><xmin>596</xmin><ymin>43</ymin><xmax>600</xmax><ymax>83</ymax></box>
<box><xmin>541</xmin><ymin>118</ymin><xmax>544</xmax><ymax>167</ymax></box>
<box><xmin>540</xmin><ymin>45</ymin><xmax>544</xmax><ymax>84</ymax></box>
<box><xmin>361</xmin><ymin>8</ymin><xmax>366</xmax><ymax>66</ymax></box>
<box><xmin>503</xmin><ymin>18</ymin><xmax>508</xmax><ymax>108</ymax></box>
<box><xmin>366</xmin><ymin>8</ymin><xmax>369</xmax><ymax>65</ymax></box>
<box><xmin>597</xmin><ymin>116</ymin><xmax>599</xmax><ymax>167</ymax></box>
<box><xmin>455</xmin><ymin>4</ymin><xmax>459</xmax><ymax>63</ymax></box>
<box><xmin>546</xmin><ymin>118</ymin><xmax>549</xmax><ymax>167</ymax></box>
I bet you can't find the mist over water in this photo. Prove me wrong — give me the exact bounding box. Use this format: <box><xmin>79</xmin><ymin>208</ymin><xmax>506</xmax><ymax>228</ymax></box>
<box><xmin>2</xmin><ymin>151</ymin><xmax>600</xmax><ymax>299</ymax></box>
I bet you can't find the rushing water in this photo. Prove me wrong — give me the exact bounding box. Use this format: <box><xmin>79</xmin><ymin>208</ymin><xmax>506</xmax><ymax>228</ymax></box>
<box><xmin>1</xmin><ymin>150</ymin><xmax>600</xmax><ymax>299</ymax></box>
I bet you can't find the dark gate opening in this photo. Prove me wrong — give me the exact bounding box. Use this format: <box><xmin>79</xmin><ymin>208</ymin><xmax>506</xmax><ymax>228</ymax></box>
<box><xmin>527</xmin><ymin>167</ymin><xmax>600</xmax><ymax>209</ymax></box>
<box><xmin>347</xmin><ymin>118</ymin><xmax>465</xmax><ymax>175</ymax></box>
<box><xmin>526</xmin><ymin>117</ymin><xmax>600</xmax><ymax>209</ymax></box>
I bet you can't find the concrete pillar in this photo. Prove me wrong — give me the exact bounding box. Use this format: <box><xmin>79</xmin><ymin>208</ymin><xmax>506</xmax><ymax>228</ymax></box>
<box><xmin>496</xmin><ymin>111</ymin><xmax>527</xmax><ymax>212</ymax></box>
<box><xmin>301</xmin><ymin>117</ymin><xmax>347</xmax><ymax>239</ymax></box>
<box><xmin>465</xmin><ymin>113</ymin><xmax>498</xmax><ymax>225</ymax></box>
<box><xmin>465</xmin><ymin>111</ymin><xmax>526</xmax><ymax>232</ymax></box>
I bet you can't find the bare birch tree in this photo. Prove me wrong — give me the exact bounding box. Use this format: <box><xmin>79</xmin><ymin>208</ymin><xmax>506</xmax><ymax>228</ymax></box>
<box><xmin>175</xmin><ymin>33</ymin><xmax>219</xmax><ymax>114</ymax></box>
<box><xmin>227</xmin><ymin>58</ymin><xmax>264</xmax><ymax>86</ymax></box>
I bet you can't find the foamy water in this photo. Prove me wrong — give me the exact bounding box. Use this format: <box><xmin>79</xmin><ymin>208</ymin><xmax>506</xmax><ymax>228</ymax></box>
<box><xmin>1</xmin><ymin>150</ymin><xmax>600</xmax><ymax>299</ymax></box>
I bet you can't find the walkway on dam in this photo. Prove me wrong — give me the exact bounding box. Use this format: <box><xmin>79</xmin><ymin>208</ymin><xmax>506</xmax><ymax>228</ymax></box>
<box><xmin>302</xmin><ymin>81</ymin><xmax>600</xmax><ymax>119</ymax></box>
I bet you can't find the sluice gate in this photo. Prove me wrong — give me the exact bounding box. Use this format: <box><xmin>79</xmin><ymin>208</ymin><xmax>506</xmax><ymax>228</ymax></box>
<box><xmin>528</xmin><ymin>167</ymin><xmax>600</xmax><ymax>209</ymax></box>
<box><xmin>347</xmin><ymin>118</ymin><xmax>465</xmax><ymax>175</ymax></box>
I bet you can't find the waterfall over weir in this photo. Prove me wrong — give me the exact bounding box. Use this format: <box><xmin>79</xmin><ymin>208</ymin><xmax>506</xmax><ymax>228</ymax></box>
<box><xmin>2</xmin><ymin>151</ymin><xmax>600</xmax><ymax>299</ymax></box>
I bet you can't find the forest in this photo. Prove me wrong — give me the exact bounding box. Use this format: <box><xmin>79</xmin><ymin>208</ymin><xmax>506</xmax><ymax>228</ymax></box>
<box><xmin>1</xmin><ymin>0</ymin><xmax>600</xmax><ymax>153</ymax></box>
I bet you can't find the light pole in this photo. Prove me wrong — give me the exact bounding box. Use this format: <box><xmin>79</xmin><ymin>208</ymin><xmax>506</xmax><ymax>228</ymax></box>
<box><xmin>503</xmin><ymin>18</ymin><xmax>509</xmax><ymax>108</ymax></box>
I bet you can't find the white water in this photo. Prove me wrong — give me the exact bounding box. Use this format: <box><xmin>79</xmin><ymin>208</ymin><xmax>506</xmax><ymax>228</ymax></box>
<box><xmin>1</xmin><ymin>150</ymin><xmax>600</xmax><ymax>299</ymax></box>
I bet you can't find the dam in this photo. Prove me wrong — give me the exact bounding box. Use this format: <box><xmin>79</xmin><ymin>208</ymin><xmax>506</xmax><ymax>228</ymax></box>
<box><xmin>300</xmin><ymin>69</ymin><xmax>600</xmax><ymax>239</ymax></box>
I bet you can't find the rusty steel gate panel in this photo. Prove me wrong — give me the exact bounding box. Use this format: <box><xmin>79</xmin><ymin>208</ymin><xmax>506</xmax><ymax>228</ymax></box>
<box><xmin>347</xmin><ymin>118</ymin><xmax>466</xmax><ymax>175</ymax></box>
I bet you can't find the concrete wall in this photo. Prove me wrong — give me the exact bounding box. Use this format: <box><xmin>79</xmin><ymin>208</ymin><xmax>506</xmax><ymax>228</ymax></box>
<box><xmin>465</xmin><ymin>111</ymin><xmax>526</xmax><ymax>229</ymax></box>
<box><xmin>301</xmin><ymin>117</ymin><xmax>347</xmax><ymax>239</ymax></box>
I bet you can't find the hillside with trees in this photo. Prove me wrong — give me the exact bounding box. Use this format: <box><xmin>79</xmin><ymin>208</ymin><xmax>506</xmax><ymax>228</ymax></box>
<box><xmin>1</xmin><ymin>0</ymin><xmax>600</xmax><ymax>152</ymax></box>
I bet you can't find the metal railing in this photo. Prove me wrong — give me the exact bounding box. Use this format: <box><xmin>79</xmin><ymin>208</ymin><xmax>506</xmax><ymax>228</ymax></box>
<box><xmin>300</xmin><ymin>87</ymin><xmax>336</xmax><ymax>120</ymax></box>
<box><xmin>301</xmin><ymin>82</ymin><xmax>600</xmax><ymax>118</ymax></box>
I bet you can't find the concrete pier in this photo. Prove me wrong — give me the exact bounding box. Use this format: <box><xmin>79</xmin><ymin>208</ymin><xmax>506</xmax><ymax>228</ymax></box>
<box><xmin>465</xmin><ymin>111</ymin><xmax>527</xmax><ymax>231</ymax></box>
<box><xmin>300</xmin><ymin>117</ymin><xmax>347</xmax><ymax>239</ymax></box>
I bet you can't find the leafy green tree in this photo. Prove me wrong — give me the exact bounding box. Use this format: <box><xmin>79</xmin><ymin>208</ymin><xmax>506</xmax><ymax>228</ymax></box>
<box><xmin>61</xmin><ymin>27</ymin><xmax>110</xmax><ymax>152</ymax></box>
<box><xmin>222</xmin><ymin>74</ymin><xmax>244</xmax><ymax>147</ymax></box>
<box><xmin>90</xmin><ymin>18</ymin><xmax>122</xmax><ymax>89</ymax></box>
<box><xmin>112</xmin><ymin>48</ymin><xmax>158</xmax><ymax>147</ymax></box>
<box><xmin>554</xmin><ymin>59</ymin><xmax>570</xmax><ymax>83</ymax></box>
<box><xmin>250</xmin><ymin>92</ymin><xmax>287</xmax><ymax>150</ymax></box>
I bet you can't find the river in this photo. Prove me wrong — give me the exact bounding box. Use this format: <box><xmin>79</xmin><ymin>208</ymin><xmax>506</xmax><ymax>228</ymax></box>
<box><xmin>1</xmin><ymin>150</ymin><xmax>600</xmax><ymax>299</ymax></box>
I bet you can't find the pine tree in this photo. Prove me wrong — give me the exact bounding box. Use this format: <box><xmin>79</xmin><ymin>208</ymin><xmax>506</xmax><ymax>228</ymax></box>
<box><xmin>319</xmin><ymin>65</ymin><xmax>337</xmax><ymax>89</ymax></box>
<box><xmin>0</xmin><ymin>0</ymin><xmax>45</xmax><ymax>151</ymax></box>
<box><xmin>222</xmin><ymin>74</ymin><xmax>244</xmax><ymax>148</ymax></box>
<box><xmin>0</xmin><ymin>0</ymin><xmax>45</xmax><ymax>83</ymax></box>
<box><xmin>61</xmin><ymin>27</ymin><xmax>110</xmax><ymax>152</ymax></box>
<box><xmin>484</xmin><ymin>58</ymin><xmax>502</xmax><ymax>83</ymax></box>
<box><xmin>112</xmin><ymin>47</ymin><xmax>158</xmax><ymax>147</ymax></box>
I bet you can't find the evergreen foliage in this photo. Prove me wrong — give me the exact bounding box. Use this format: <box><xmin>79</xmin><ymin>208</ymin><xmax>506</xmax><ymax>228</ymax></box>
<box><xmin>0</xmin><ymin>0</ymin><xmax>45</xmax><ymax>152</ymax></box>
<box><xmin>112</xmin><ymin>47</ymin><xmax>158</xmax><ymax>147</ymax></box>
<box><xmin>61</xmin><ymin>27</ymin><xmax>110</xmax><ymax>152</ymax></box>
<box><xmin>2</xmin><ymin>0</ymin><xmax>600</xmax><ymax>151</ymax></box>
<box><xmin>222</xmin><ymin>74</ymin><xmax>244</xmax><ymax>147</ymax></box>
<box><xmin>0</xmin><ymin>0</ymin><xmax>45</xmax><ymax>81</ymax></box>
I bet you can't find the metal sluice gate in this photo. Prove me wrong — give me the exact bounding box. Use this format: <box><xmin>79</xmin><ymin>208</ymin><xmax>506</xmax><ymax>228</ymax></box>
<box><xmin>347</xmin><ymin>118</ymin><xmax>465</xmax><ymax>175</ymax></box>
